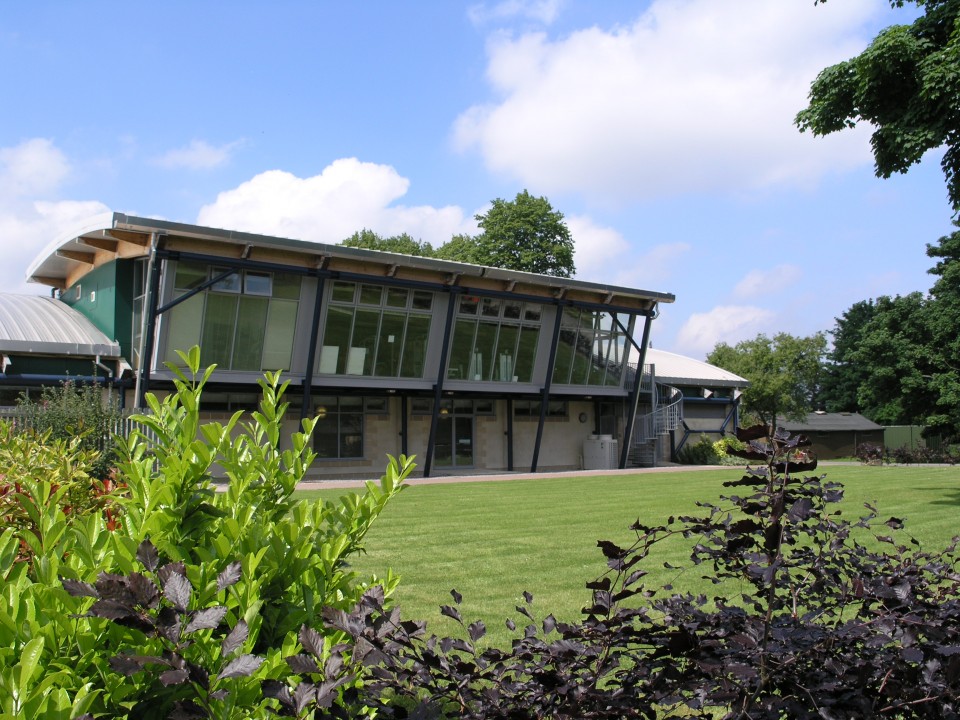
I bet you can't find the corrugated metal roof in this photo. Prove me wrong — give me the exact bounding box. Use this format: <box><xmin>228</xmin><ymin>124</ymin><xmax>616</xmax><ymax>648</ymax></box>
<box><xmin>779</xmin><ymin>412</ymin><xmax>882</xmax><ymax>432</ymax></box>
<box><xmin>0</xmin><ymin>294</ymin><xmax>121</xmax><ymax>357</ymax></box>
<box><xmin>646</xmin><ymin>348</ymin><xmax>749</xmax><ymax>388</ymax></box>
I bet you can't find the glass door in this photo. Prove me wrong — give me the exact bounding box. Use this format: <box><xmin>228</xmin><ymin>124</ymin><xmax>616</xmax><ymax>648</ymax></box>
<box><xmin>434</xmin><ymin>413</ymin><xmax>474</xmax><ymax>468</ymax></box>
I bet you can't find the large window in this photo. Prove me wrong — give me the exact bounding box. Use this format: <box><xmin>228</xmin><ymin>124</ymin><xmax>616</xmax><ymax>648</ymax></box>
<box><xmin>552</xmin><ymin>308</ymin><xmax>629</xmax><ymax>387</ymax></box>
<box><xmin>164</xmin><ymin>262</ymin><xmax>301</xmax><ymax>371</ymax></box>
<box><xmin>311</xmin><ymin>396</ymin><xmax>386</xmax><ymax>459</ymax></box>
<box><xmin>447</xmin><ymin>296</ymin><xmax>542</xmax><ymax>382</ymax></box>
<box><xmin>318</xmin><ymin>281</ymin><xmax>433</xmax><ymax>378</ymax></box>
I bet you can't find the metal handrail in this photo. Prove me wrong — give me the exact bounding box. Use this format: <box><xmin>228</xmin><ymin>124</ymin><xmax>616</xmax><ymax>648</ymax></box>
<box><xmin>631</xmin><ymin>383</ymin><xmax>683</xmax><ymax>448</ymax></box>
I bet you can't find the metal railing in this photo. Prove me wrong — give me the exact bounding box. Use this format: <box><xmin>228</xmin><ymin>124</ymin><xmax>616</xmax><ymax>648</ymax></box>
<box><xmin>628</xmin><ymin>383</ymin><xmax>684</xmax><ymax>464</ymax></box>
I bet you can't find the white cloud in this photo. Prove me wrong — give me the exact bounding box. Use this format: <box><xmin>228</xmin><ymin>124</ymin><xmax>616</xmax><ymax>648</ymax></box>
<box><xmin>732</xmin><ymin>264</ymin><xmax>802</xmax><ymax>299</ymax></box>
<box><xmin>570</xmin><ymin>213</ymin><xmax>690</xmax><ymax>290</ymax></box>
<box><xmin>0</xmin><ymin>138</ymin><xmax>70</xmax><ymax>197</ymax></box>
<box><xmin>154</xmin><ymin>139</ymin><xmax>242</xmax><ymax>170</ymax></box>
<box><xmin>0</xmin><ymin>139</ymin><xmax>111</xmax><ymax>295</ymax></box>
<box><xmin>197</xmin><ymin>158</ymin><xmax>477</xmax><ymax>246</ymax></box>
<box><xmin>454</xmin><ymin>0</ymin><xmax>880</xmax><ymax>202</ymax></box>
<box><xmin>469</xmin><ymin>0</ymin><xmax>562</xmax><ymax>26</ymax></box>
<box><xmin>674</xmin><ymin>304</ymin><xmax>776</xmax><ymax>358</ymax></box>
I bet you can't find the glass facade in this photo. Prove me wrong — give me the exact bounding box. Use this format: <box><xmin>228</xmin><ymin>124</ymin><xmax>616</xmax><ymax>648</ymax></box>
<box><xmin>447</xmin><ymin>296</ymin><xmax>542</xmax><ymax>382</ymax></box>
<box><xmin>164</xmin><ymin>262</ymin><xmax>301</xmax><ymax>371</ymax></box>
<box><xmin>311</xmin><ymin>396</ymin><xmax>386</xmax><ymax>459</ymax></box>
<box><xmin>552</xmin><ymin>308</ymin><xmax>629</xmax><ymax>387</ymax></box>
<box><xmin>317</xmin><ymin>281</ymin><xmax>433</xmax><ymax>378</ymax></box>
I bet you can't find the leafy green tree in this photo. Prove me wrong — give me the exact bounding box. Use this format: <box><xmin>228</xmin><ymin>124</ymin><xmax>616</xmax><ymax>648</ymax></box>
<box><xmin>473</xmin><ymin>190</ymin><xmax>576</xmax><ymax>277</ymax></box>
<box><xmin>847</xmin><ymin>292</ymin><xmax>937</xmax><ymax>426</ymax></box>
<box><xmin>921</xmin><ymin>226</ymin><xmax>960</xmax><ymax>437</ymax></box>
<box><xmin>796</xmin><ymin>0</ymin><xmax>960</xmax><ymax>210</ymax></box>
<box><xmin>341</xmin><ymin>228</ymin><xmax>434</xmax><ymax>256</ymax></box>
<box><xmin>433</xmin><ymin>233</ymin><xmax>479</xmax><ymax>264</ymax></box>
<box><xmin>707</xmin><ymin>332</ymin><xmax>827</xmax><ymax>429</ymax></box>
<box><xmin>821</xmin><ymin>299</ymin><xmax>879</xmax><ymax>413</ymax></box>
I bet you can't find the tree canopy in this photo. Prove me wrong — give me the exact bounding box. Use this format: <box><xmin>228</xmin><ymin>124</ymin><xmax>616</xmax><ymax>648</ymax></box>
<box><xmin>341</xmin><ymin>229</ymin><xmax>434</xmax><ymax>257</ymax></box>
<box><xmin>707</xmin><ymin>332</ymin><xmax>827</xmax><ymax>429</ymax></box>
<box><xmin>797</xmin><ymin>0</ymin><xmax>960</xmax><ymax>211</ymax></box>
<box><xmin>472</xmin><ymin>190</ymin><xmax>576</xmax><ymax>277</ymax></box>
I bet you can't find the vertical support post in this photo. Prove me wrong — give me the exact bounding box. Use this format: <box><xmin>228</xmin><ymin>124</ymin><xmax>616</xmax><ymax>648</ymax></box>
<box><xmin>424</xmin><ymin>290</ymin><xmax>459</xmax><ymax>478</ymax></box>
<box><xmin>506</xmin><ymin>397</ymin><xmax>514</xmax><ymax>471</ymax></box>
<box><xmin>300</xmin><ymin>274</ymin><xmax>326</xmax><ymax>423</ymax></box>
<box><xmin>400</xmin><ymin>395</ymin><xmax>408</xmax><ymax>456</ymax></box>
<box><xmin>136</xmin><ymin>244</ymin><xmax>164</xmax><ymax>409</ymax></box>
<box><xmin>531</xmin><ymin>303</ymin><xmax>566</xmax><ymax>472</ymax></box>
<box><xmin>619</xmin><ymin>312</ymin><xmax>654</xmax><ymax>469</ymax></box>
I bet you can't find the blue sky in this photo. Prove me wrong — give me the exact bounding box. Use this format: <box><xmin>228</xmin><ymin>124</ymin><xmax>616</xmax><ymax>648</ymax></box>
<box><xmin>0</xmin><ymin>0</ymin><xmax>953</xmax><ymax>358</ymax></box>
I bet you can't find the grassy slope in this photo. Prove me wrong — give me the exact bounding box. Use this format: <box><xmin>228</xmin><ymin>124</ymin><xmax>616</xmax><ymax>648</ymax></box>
<box><xmin>299</xmin><ymin>464</ymin><xmax>960</xmax><ymax>644</ymax></box>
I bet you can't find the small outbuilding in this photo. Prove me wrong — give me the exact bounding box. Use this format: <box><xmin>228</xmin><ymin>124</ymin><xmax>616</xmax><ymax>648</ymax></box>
<box><xmin>778</xmin><ymin>412</ymin><xmax>883</xmax><ymax>459</ymax></box>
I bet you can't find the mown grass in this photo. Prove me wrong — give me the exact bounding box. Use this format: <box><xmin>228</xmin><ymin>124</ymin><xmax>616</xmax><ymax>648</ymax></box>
<box><xmin>298</xmin><ymin>463</ymin><xmax>960</xmax><ymax>645</ymax></box>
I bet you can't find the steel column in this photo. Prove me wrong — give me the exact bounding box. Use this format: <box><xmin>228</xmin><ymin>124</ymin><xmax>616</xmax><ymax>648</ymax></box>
<box><xmin>531</xmin><ymin>303</ymin><xmax>566</xmax><ymax>472</ymax></box>
<box><xmin>619</xmin><ymin>313</ymin><xmax>654</xmax><ymax>469</ymax></box>
<box><xmin>299</xmin><ymin>274</ymin><xmax>326</xmax><ymax>423</ymax></box>
<box><xmin>423</xmin><ymin>291</ymin><xmax>459</xmax><ymax>478</ymax></box>
<box><xmin>136</xmin><ymin>247</ymin><xmax>164</xmax><ymax>409</ymax></box>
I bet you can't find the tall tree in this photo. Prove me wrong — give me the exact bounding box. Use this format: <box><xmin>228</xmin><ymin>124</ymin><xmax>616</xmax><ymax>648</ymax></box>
<box><xmin>796</xmin><ymin>0</ymin><xmax>960</xmax><ymax>210</ymax></box>
<box><xmin>472</xmin><ymin>190</ymin><xmax>576</xmax><ymax>277</ymax></box>
<box><xmin>707</xmin><ymin>332</ymin><xmax>827</xmax><ymax>429</ymax></box>
<box><xmin>845</xmin><ymin>292</ymin><xmax>936</xmax><ymax>426</ymax></box>
<box><xmin>921</xmin><ymin>226</ymin><xmax>960</xmax><ymax>436</ymax></box>
<box><xmin>341</xmin><ymin>229</ymin><xmax>434</xmax><ymax>257</ymax></box>
<box><xmin>821</xmin><ymin>299</ymin><xmax>878</xmax><ymax>413</ymax></box>
<box><xmin>432</xmin><ymin>233</ymin><xmax>479</xmax><ymax>264</ymax></box>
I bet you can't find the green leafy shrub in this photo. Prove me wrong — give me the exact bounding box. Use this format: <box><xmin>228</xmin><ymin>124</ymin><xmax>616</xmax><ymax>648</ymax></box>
<box><xmin>677</xmin><ymin>433</ymin><xmax>721</xmax><ymax>465</ymax></box>
<box><xmin>17</xmin><ymin>379</ymin><xmax>123</xmax><ymax>479</ymax></box>
<box><xmin>0</xmin><ymin>347</ymin><xmax>410</xmax><ymax>718</ymax></box>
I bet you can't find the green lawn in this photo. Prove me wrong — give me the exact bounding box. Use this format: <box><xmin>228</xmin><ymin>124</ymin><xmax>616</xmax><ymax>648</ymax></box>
<box><xmin>298</xmin><ymin>463</ymin><xmax>960</xmax><ymax>645</ymax></box>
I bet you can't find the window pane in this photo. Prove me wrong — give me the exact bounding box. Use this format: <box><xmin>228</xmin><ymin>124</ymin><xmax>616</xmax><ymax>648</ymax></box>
<box><xmin>175</xmin><ymin>262</ymin><xmax>207</xmax><ymax>291</ymax></box>
<box><xmin>459</xmin><ymin>296</ymin><xmax>480</xmax><ymax>315</ymax></box>
<box><xmin>552</xmin><ymin>328</ymin><xmax>576</xmax><ymax>384</ymax></box>
<box><xmin>314</xmin><ymin>427</ymin><xmax>340</xmax><ymax>459</ymax></box>
<box><xmin>262</xmin><ymin>299</ymin><xmax>298</xmax><ymax>370</ymax></box>
<box><xmin>244</xmin><ymin>272</ymin><xmax>272</xmax><ymax>296</ymax></box>
<box><xmin>524</xmin><ymin>303</ymin><xmax>543</xmax><ymax>323</ymax></box>
<box><xmin>447</xmin><ymin>319</ymin><xmax>476</xmax><ymax>380</ymax></box>
<box><xmin>412</xmin><ymin>291</ymin><xmax>433</xmax><ymax>310</ymax></box>
<box><xmin>481</xmin><ymin>297</ymin><xmax>501</xmax><ymax>318</ymax></box>
<box><xmin>571</xmin><ymin>326</ymin><xmax>595</xmax><ymax>384</ymax></box>
<box><xmin>359</xmin><ymin>284</ymin><xmax>383</xmax><ymax>306</ymax></box>
<box><xmin>386</xmin><ymin>288</ymin><xmax>408</xmax><ymax>308</ymax></box>
<box><xmin>493</xmin><ymin>325</ymin><xmax>519</xmax><ymax>381</ymax></box>
<box><xmin>212</xmin><ymin>268</ymin><xmax>241</xmax><ymax>293</ymax></box>
<box><xmin>514</xmin><ymin>326</ymin><xmax>539</xmax><ymax>383</ymax></box>
<box><xmin>375</xmin><ymin>311</ymin><xmax>405</xmax><ymax>376</ymax></box>
<box><xmin>319</xmin><ymin>306</ymin><xmax>353</xmax><ymax>373</ymax></box>
<box><xmin>472</xmin><ymin>321</ymin><xmax>498</xmax><ymax>381</ymax></box>
<box><xmin>332</xmin><ymin>281</ymin><xmax>355</xmax><ymax>303</ymax></box>
<box><xmin>503</xmin><ymin>301</ymin><xmax>522</xmax><ymax>320</ymax></box>
<box><xmin>165</xmin><ymin>293</ymin><xmax>204</xmax><ymax>365</ymax></box>
<box><xmin>273</xmin><ymin>273</ymin><xmax>302</xmax><ymax>300</ymax></box>
<box><xmin>233</xmin><ymin>296</ymin><xmax>269</xmax><ymax>370</ymax></box>
<box><xmin>401</xmin><ymin>315</ymin><xmax>431</xmax><ymax>378</ymax></box>
<box><xmin>201</xmin><ymin>294</ymin><xmax>238</xmax><ymax>368</ymax></box>
<box><xmin>350</xmin><ymin>309</ymin><xmax>379</xmax><ymax>375</ymax></box>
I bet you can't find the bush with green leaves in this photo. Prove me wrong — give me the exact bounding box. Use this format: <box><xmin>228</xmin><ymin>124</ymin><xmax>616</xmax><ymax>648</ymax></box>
<box><xmin>17</xmin><ymin>379</ymin><xmax>123</xmax><ymax>479</ymax></box>
<box><xmin>677</xmin><ymin>433</ymin><xmax>722</xmax><ymax>465</ymax></box>
<box><xmin>0</xmin><ymin>347</ymin><xmax>410</xmax><ymax>718</ymax></box>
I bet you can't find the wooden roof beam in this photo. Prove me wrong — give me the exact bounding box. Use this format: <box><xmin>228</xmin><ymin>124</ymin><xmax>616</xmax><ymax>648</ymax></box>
<box><xmin>56</xmin><ymin>250</ymin><xmax>95</xmax><ymax>265</ymax></box>
<box><xmin>79</xmin><ymin>236</ymin><xmax>119</xmax><ymax>252</ymax></box>
<box><xmin>105</xmin><ymin>229</ymin><xmax>151</xmax><ymax>246</ymax></box>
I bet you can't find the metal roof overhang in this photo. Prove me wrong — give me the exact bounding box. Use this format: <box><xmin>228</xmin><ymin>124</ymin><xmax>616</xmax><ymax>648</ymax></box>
<box><xmin>26</xmin><ymin>212</ymin><xmax>676</xmax><ymax>311</ymax></box>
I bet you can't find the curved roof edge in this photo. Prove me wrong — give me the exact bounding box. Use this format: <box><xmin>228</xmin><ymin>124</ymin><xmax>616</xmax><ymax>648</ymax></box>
<box><xmin>645</xmin><ymin>348</ymin><xmax>749</xmax><ymax>388</ymax></box>
<box><xmin>25</xmin><ymin>210</ymin><xmax>116</xmax><ymax>284</ymax></box>
<box><xmin>0</xmin><ymin>294</ymin><xmax>121</xmax><ymax>358</ymax></box>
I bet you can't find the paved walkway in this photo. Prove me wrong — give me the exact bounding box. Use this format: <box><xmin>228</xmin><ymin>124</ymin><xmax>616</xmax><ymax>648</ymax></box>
<box><xmin>295</xmin><ymin>463</ymin><xmax>730</xmax><ymax>490</ymax></box>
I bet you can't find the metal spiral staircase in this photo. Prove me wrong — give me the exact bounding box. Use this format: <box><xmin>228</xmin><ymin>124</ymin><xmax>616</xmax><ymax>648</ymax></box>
<box><xmin>627</xmin><ymin>376</ymin><xmax>684</xmax><ymax>467</ymax></box>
